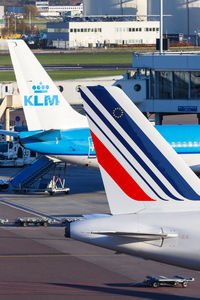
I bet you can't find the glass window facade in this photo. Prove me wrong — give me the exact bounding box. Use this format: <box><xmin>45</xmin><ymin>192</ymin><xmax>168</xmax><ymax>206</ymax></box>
<box><xmin>149</xmin><ymin>71</ymin><xmax>200</xmax><ymax>100</ymax></box>
<box><xmin>158</xmin><ymin>71</ymin><xmax>172</xmax><ymax>99</ymax></box>
<box><xmin>191</xmin><ymin>72</ymin><xmax>200</xmax><ymax>99</ymax></box>
<box><xmin>173</xmin><ymin>72</ymin><xmax>189</xmax><ymax>99</ymax></box>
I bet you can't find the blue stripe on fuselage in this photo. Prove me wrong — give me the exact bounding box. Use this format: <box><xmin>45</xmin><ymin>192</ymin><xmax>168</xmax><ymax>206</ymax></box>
<box><xmin>155</xmin><ymin>125</ymin><xmax>200</xmax><ymax>154</ymax></box>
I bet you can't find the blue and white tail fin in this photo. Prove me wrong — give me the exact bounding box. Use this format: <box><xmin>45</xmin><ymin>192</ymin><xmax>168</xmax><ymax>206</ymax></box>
<box><xmin>80</xmin><ymin>85</ymin><xmax>200</xmax><ymax>214</ymax></box>
<box><xmin>8</xmin><ymin>40</ymin><xmax>87</xmax><ymax>131</ymax></box>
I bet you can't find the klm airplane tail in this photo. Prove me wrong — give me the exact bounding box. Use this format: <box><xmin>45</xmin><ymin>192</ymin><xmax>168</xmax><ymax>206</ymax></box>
<box><xmin>80</xmin><ymin>86</ymin><xmax>200</xmax><ymax>214</ymax></box>
<box><xmin>8</xmin><ymin>40</ymin><xmax>87</xmax><ymax>131</ymax></box>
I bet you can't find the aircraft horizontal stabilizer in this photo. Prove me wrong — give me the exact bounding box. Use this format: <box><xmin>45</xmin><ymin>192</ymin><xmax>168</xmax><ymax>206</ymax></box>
<box><xmin>0</xmin><ymin>130</ymin><xmax>19</xmax><ymax>138</ymax></box>
<box><xmin>91</xmin><ymin>231</ymin><xmax>178</xmax><ymax>240</ymax></box>
<box><xmin>20</xmin><ymin>129</ymin><xmax>62</xmax><ymax>142</ymax></box>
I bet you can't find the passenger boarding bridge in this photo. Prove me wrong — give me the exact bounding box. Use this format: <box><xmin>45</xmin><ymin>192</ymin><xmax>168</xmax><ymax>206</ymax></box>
<box><xmin>131</xmin><ymin>52</ymin><xmax>200</xmax><ymax>124</ymax></box>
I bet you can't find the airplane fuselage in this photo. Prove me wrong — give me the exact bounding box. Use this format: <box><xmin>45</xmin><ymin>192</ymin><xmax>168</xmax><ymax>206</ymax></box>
<box><xmin>19</xmin><ymin>125</ymin><xmax>200</xmax><ymax>171</ymax></box>
<box><xmin>68</xmin><ymin>209</ymin><xmax>200</xmax><ymax>270</ymax></box>
<box><xmin>19</xmin><ymin>128</ymin><xmax>97</xmax><ymax>168</ymax></box>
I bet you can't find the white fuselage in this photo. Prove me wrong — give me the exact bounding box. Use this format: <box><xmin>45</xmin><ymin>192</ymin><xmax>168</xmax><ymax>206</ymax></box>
<box><xmin>53</xmin><ymin>153</ymin><xmax>200</xmax><ymax>172</ymax></box>
<box><xmin>52</xmin><ymin>155</ymin><xmax>98</xmax><ymax>168</ymax></box>
<box><xmin>69</xmin><ymin>210</ymin><xmax>200</xmax><ymax>270</ymax></box>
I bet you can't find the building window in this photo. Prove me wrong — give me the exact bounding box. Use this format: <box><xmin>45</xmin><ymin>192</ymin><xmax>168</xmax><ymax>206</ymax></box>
<box><xmin>48</xmin><ymin>28</ymin><xmax>68</xmax><ymax>33</ymax></box>
<box><xmin>191</xmin><ymin>72</ymin><xmax>200</xmax><ymax>99</ymax></box>
<box><xmin>158</xmin><ymin>71</ymin><xmax>173</xmax><ymax>99</ymax></box>
<box><xmin>173</xmin><ymin>71</ymin><xmax>189</xmax><ymax>99</ymax></box>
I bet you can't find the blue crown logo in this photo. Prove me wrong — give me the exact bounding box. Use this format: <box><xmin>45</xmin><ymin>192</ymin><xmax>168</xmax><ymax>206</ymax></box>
<box><xmin>32</xmin><ymin>82</ymin><xmax>49</xmax><ymax>94</ymax></box>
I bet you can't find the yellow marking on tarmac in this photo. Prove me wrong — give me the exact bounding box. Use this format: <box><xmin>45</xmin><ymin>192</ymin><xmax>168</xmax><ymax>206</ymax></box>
<box><xmin>0</xmin><ymin>254</ymin><xmax>124</xmax><ymax>258</ymax></box>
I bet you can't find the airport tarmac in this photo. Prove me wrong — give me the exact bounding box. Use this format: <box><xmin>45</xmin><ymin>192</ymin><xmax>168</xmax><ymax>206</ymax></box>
<box><xmin>0</xmin><ymin>165</ymin><xmax>200</xmax><ymax>299</ymax></box>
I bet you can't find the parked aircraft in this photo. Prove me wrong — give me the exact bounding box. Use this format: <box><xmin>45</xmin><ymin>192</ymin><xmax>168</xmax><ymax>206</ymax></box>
<box><xmin>7</xmin><ymin>39</ymin><xmax>96</xmax><ymax>168</ymax></box>
<box><xmin>5</xmin><ymin>40</ymin><xmax>200</xmax><ymax>173</ymax></box>
<box><xmin>65</xmin><ymin>85</ymin><xmax>200</xmax><ymax>271</ymax></box>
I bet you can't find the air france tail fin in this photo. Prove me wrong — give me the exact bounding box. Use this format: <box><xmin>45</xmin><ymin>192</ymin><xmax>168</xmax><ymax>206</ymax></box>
<box><xmin>8</xmin><ymin>40</ymin><xmax>87</xmax><ymax>131</ymax></box>
<box><xmin>80</xmin><ymin>86</ymin><xmax>200</xmax><ymax>214</ymax></box>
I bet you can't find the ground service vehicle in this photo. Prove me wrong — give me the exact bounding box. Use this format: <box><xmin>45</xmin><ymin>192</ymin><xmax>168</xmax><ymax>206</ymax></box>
<box><xmin>144</xmin><ymin>276</ymin><xmax>195</xmax><ymax>288</ymax></box>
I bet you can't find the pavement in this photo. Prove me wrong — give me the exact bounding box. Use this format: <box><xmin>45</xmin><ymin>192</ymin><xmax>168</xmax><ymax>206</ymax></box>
<box><xmin>0</xmin><ymin>64</ymin><xmax>130</xmax><ymax>72</ymax></box>
<box><xmin>0</xmin><ymin>165</ymin><xmax>200</xmax><ymax>299</ymax></box>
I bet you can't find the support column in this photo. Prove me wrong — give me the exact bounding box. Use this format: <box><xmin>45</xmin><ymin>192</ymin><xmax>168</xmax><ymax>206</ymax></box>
<box><xmin>197</xmin><ymin>114</ymin><xmax>200</xmax><ymax>125</ymax></box>
<box><xmin>155</xmin><ymin>113</ymin><xmax>163</xmax><ymax>125</ymax></box>
<box><xmin>5</xmin><ymin>108</ymin><xmax>10</xmax><ymax>141</ymax></box>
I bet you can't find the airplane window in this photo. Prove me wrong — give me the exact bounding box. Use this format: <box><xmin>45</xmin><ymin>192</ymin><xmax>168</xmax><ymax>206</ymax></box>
<box><xmin>183</xmin><ymin>142</ymin><xmax>187</xmax><ymax>147</ymax></box>
<box><xmin>188</xmin><ymin>142</ymin><xmax>193</xmax><ymax>147</ymax></box>
<box><xmin>171</xmin><ymin>142</ymin><xmax>176</xmax><ymax>147</ymax></box>
<box><xmin>194</xmin><ymin>142</ymin><xmax>198</xmax><ymax>147</ymax></box>
<box><xmin>177</xmin><ymin>142</ymin><xmax>181</xmax><ymax>147</ymax></box>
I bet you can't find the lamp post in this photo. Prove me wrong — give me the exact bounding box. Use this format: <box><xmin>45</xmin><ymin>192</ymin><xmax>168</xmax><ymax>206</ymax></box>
<box><xmin>160</xmin><ymin>0</ymin><xmax>163</xmax><ymax>54</ymax></box>
<box><xmin>194</xmin><ymin>30</ymin><xmax>198</xmax><ymax>47</ymax></box>
<box><xmin>186</xmin><ymin>0</ymin><xmax>189</xmax><ymax>37</ymax></box>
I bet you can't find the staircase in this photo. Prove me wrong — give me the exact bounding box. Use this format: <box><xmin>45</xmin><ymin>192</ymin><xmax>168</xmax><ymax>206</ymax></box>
<box><xmin>11</xmin><ymin>156</ymin><xmax>54</xmax><ymax>190</ymax></box>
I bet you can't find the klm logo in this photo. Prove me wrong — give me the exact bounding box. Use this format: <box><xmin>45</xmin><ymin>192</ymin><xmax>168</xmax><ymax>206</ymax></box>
<box><xmin>24</xmin><ymin>82</ymin><xmax>59</xmax><ymax>106</ymax></box>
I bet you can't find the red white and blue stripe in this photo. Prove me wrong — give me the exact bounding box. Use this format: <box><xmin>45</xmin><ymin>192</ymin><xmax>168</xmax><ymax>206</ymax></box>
<box><xmin>80</xmin><ymin>85</ymin><xmax>200</xmax><ymax>202</ymax></box>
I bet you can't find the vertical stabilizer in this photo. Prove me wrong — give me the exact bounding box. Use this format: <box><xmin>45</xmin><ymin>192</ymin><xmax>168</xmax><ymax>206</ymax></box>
<box><xmin>8</xmin><ymin>40</ymin><xmax>87</xmax><ymax>131</ymax></box>
<box><xmin>80</xmin><ymin>86</ymin><xmax>200</xmax><ymax>214</ymax></box>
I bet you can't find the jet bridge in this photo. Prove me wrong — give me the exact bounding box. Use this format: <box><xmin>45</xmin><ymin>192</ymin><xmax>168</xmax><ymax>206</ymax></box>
<box><xmin>0</xmin><ymin>95</ymin><xmax>22</xmax><ymax>140</ymax></box>
<box><xmin>130</xmin><ymin>52</ymin><xmax>200</xmax><ymax>124</ymax></box>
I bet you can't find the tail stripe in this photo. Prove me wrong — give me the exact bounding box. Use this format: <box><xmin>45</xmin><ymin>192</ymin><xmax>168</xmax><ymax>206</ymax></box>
<box><xmin>83</xmin><ymin>94</ymin><xmax>184</xmax><ymax>201</ymax></box>
<box><xmin>91</xmin><ymin>131</ymin><xmax>155</xmax><ymax>201</ymax></box>
<box><xmin>85</xmin><ymin>104</ymin><xmax>182</xmax><ymax>200</ymax></box>
<box><xmin>82</xmin><ymin>86</ymin><xmax>200</xmax><ymax>201</ymax></box>
<box><xmin>83</xmin><ymin>95</ymin><xmax>185</xmax><ymax>201</ymax></box>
